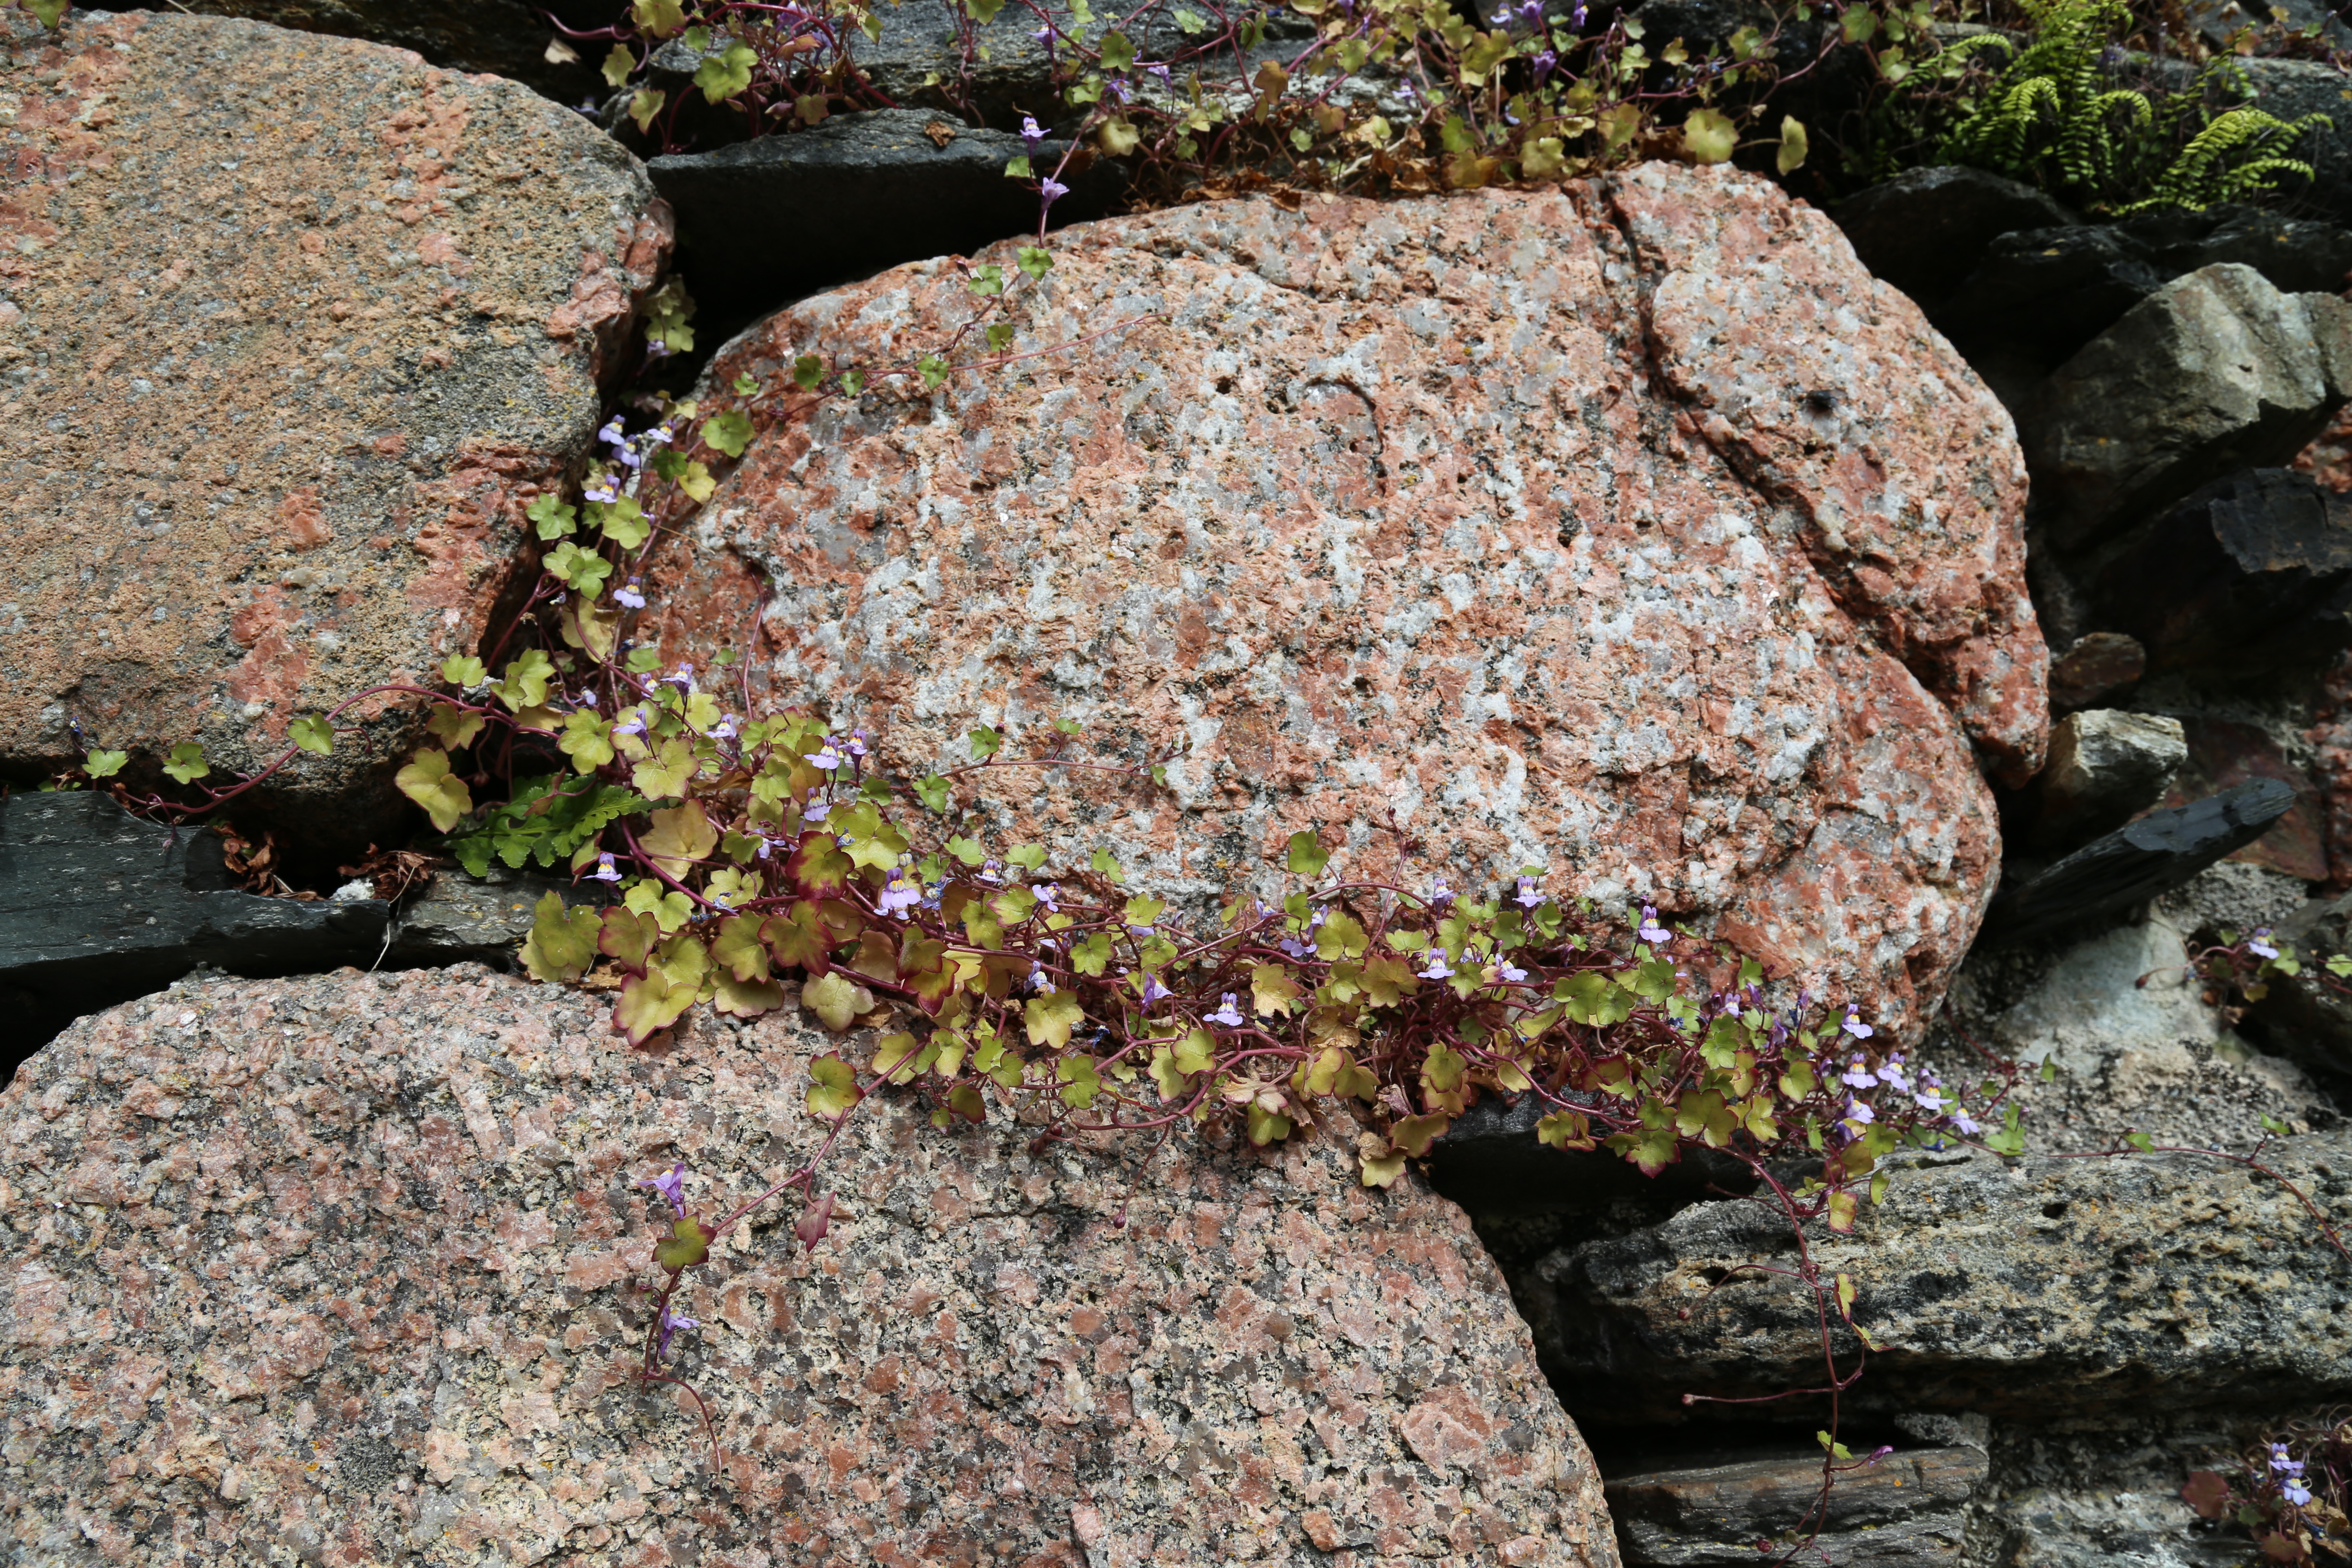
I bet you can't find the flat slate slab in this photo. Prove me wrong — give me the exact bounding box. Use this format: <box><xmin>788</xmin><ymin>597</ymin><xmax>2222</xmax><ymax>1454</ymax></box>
<box><xmin>0</xmin><ymin>11</ymin><xmax>665</xmax><ymax>818</ymax></box>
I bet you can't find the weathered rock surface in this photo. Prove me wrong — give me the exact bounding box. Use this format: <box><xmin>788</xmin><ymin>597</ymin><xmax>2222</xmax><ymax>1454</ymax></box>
<box><xmin>1980</xmin><ymin>778</ymin><xmax>2297</xmax><ymax>947</ymax></box>
<box><xmin>1831</xmin><ymin>165</ymin><xmax>2076</xmax><ymax>312</ymax></box>
<box><xmin>121</xmin><ymin>0</ymin><xmax>623</xmax><ymax>101</ymax></box>
<box><xmin>1932</xmin><ymin>207</ymin><xmax>2352</xmax><ymax>393</ymax></box>
<box><xmin>2253</xmin><ymin>888</ymin><xmax>2352</xmax><ymax>1081</ymax></box>
<box><xmin>2026</xmin><ymin>709</ymin><xmax>2186</xmax><ymax>847</ymax></box>
<box><xmin>1604</xmin><ymin>1444</ymin><xmax>1985</xmax><ymax>1566</ymax></box>
<box><xmin>649</xmin><ymin>110</ymin><xmax>1112</xmax><ymax>322</ymax></box>
<box><xmin>2025</xmin><ymin>263</ymin><xmax>2352</xmax><ymax>551</ymax></box>
<box><xmin>2087</xmin><ymin>468</ymin><xmax>2352</xmax><ymax>678</ymax></box>
<box><xmin>0</xmin><ymin>790</ymin><xmax>388</xmax><ymax>1076</ymax></box>
<box><xmin>0</xmin><ymin>967</ymin><xmax>1619</xmax><ymax>1566</ymax></box>
<box><xmin>0</xmin><ymin>11</ymin><xmax>667</xmax><ymax>821</ymax></box>
<box><xmin>2242</xmin><ymin>57</ymin><xmax>2352</xmax><ymax>227</ymax></box>
<box><xmin>1519</xmin><ymin>1136</ymin><xmax>2352</xmax><ymax>1429</ymax></box>
<box><xmin>647</xmin><ymin>166</ymin><xmax>2046</xmax><ymax>1042</ymax></box>
<box><xmin>2045</xmin><ymin>631</ymin><xmax>2145</xmax><ymax>714</ymax></box>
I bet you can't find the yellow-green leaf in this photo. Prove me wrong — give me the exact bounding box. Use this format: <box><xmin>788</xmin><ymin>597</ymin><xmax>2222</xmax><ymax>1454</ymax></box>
<box><xmin>1776</xmin><ymin>113</ymin><xmax>1809</xmax><ymax>175</ymax></box>
<box><xmin>1057</xmin><ymin>1054</ymin><xmax>1102</xmax><ymax>1109</ymax></box>
<box><xmin>559</xmin><ymin>710</ymin><xmax>614</xmax><ymax>773</ymax></box>
<box><xmin>641</xmin><ymin>801</ymin><xmax>717</xmax><ymax>882</ymax></box>
<box><xmin>715</xmin><ymin>973</ymin><xmax>784</xmax><ymax>1017</ymax></box>
<box><xmin>1681</xmin><ymin>107</ymin><xmax>1737</xmax><ymax>164</ymax></box>
<box><xmin>711</xmin><ymin>914</ymin><xmax>770</xmax><ymax>983</ymax></box>
<box><xmin>426</xmin><ymin>703</ymin><xmax>485</xmax><ymax>750</ymax></box>
<box><xmin>1250</xmin><ymin>962</ymin><xmax>1302</xmax><ymax>1019</ymax></box>
<box><xmin>521</xmin><ymin>891</ymin><xmax>601</xmax><ymax>983</ymax></box>
<box><xmin>395</xmin><ymin>749</ymin><xmax>473</xmax><ymax>833</ymax></box>
<box><xmin>806</xmin><ymin>1052</ymin><xmax>861</xmax><ymax>1117</ymax></box>
<box><xmin>653</xmin><ymin>1216</ymin><xmax>712</xmax><ymax>1271</ymax></box>
<box><xmin>802</xmin><ymin>971</ymin><xmax>875</xmax><ymax>1032</ymax></box>
<box><xmin>615</xmin><ymin>963</ymin><xmax>693</xmax><ymax>1044</ymax></box>
<box><xmin>494</xmin><ymin>650</ymin><xmax>556</xmax><ymax>714</ymax></box>
<box><xmin>289</xmin><ymin>714</ymin><xmax>334</xmax><ymax>756</ymax></box>
<box><xmin>1026</xmin><ymin>990</ymin><xmax>1084</xmax><ymax>1051</ymax></box>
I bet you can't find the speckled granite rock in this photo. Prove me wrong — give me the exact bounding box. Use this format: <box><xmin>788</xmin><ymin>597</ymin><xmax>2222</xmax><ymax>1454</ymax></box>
<box><xmin>1518</xmin><ymin>1139</ymin><xmax>2352</xmax><ymax>1430</ymax></box>
<box><xmin>0</xmin><ymin>967</ymin><xmax>1618</xmax><ymax>1566</ymax></box>
<box><xmin>643</xmin><ymin>165</ymin><xmax>2044</xmax><ymax>1043</ymax></box>
<box><xmin>0</xmin><ymin>11</ymin><xmax>666</xmax><ymax>818</ymax></box>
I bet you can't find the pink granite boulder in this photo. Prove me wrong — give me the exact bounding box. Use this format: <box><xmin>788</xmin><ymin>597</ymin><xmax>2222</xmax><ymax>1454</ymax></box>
<box><xmin>0</xmin><ymin>11</ymin><xmax>667</xmax><ymax>815</ymax></box>
<box><xmin>0</xmin><ymin>967</ymin><xmax>1620</xmax><ymax>1566</ymax></box>
<box><xmin>646</xmin><ymin>165</ymin><xmax>2045</xmax><ymax>1042</ymax></box>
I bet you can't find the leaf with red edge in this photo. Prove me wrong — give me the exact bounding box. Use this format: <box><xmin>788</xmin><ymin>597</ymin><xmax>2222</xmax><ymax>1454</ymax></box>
<box><xmin>790</xmin><ymin>833</ymin><xmax>854</xmax><ymax>897</ymax></box>
<box><xmin>2259</xmin><ymin>1531</ymin><xmax>2307</xmax><ymax>1563</ymax></box>
<box><xmin>2181</xmin><ymin>1472</ymin><xmax>2233</xmax><ymax>1520</ymax></box>
<box><xmin>599</xmin><ymin>906</ymin><xmax>660</xmax><ymax>974</ymax></box>
<box><xmin>616</xmin><ymin>963</ymin><xmax>694</xmax><ymax>1044</ymax></box>
<box><xmin>761</xmin><ymin>901</ymin><xmax>832</xmax><ymax>974</ymax></box>
<box><xmin>653</xmin><ymin>1216</ymin><xmax>711</xmax><ymax>1271</ymax></box>
<box><xmin>1388</xmin><ymin>1112</ymin><xmax>1451</xmax><ymax>1158</ymax></box>
<box><xmin>795</xmin><ymin>1191</ymin><xmax>836</xmax><ymax>1250</ymax></box>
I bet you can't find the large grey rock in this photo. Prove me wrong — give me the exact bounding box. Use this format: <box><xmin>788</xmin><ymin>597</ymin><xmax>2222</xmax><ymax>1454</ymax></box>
<box><xmin>121</xmin><ymin>0</ymin><xmax>622</xmax><ymax>100</ymax></box>
<box><xmin>1521</xmin><ymin>1135</ymin><xmax>2352</xmax><ymax>1430</ymax></box>
<box><xmin>2086</xmin><ymin>468</ymin><xmax>2352</xmax><ymax>678</ymax></box>
<box><xmin>0</xmin><ymin>12</ymin><xmax>668</xmax><ymax>834</ymax></box>
<box><xmin>2025</xmin><ymin>263</ymin><xmax>2352</xmax><ymax>551</ymax></box>
<box><xmin>1832</xmin><ymin>165</ymin><xmax>2076</xmax><ymax>312</ymax></box>
<box><xmin>1606</xmin><ymin>1445</ymin><xmax>1986</xmax><ymax>1566</ymax></box>
<box><xmin>1933</xmin><ymin>207</ymin><xmax>2352</xmax><ymax>392</ymax></box>
<box><xmin>1980</xmin><ymin>778</ymin><xmax>2297</xmax><ymax>947</ymax></box>
<box><xmin>2027</xmin><ymin>708</ymin><xmax>2186</xmax><ymax>846</ymax></box>
<box><xmin>0</xmin><ymin>966</ymin><xmax>1622</xmax><ymax>1565</ymax></box>
<box><xmin>649</xmin><ymin>110</ymin><xmax>1112</xmax><ymax>320</ymax></box>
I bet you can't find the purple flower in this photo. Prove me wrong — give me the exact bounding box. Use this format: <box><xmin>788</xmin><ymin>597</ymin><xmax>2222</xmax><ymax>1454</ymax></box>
<box><xmin>2273</xmin><ymin>1444</ymin><xmax>2306</xmax><ymax>1476</ymax></box>
<box><xmin>614</xmin><ymin>711</ymin><xmax>648</xmax><ymax>739</ymax></box>
<box><xmin>1516</xmin><ymin>876</ymin><xmax>1544</xmax><ymax>907</ymax></box>
<box><xmin>811</xmin><ymin>741</ymin><xmax>843</xmax><ymax>770</ymax></box>
<box><xmin>1021</xmin><ymin>114</ymin><xmax>1050</xmax><ymax>153</ymax></box>
<box><xmin>1033</xmin><ymin>20</ymin><xmax>1058</xmax><ymax>47</ymax></box>
<box><xmin>1430</xmin><ymin>878</ymin><xmax>1453</xmax><ymax>904</ymax></box>
<box><xmin>585</xmin><ymin>476</ymin><xmax>620</xmax><ymax>504</ymax></box>
<box><xmin>1208</xmin><ymin>992</ymin><xmax>1245</xmax><ymax>1027</ymax></box>
<box><xmin>655</xmin><ymin>1304</ymin><xmax>698</xmax><ymax>1360</ymax></box>
<box><xmin>618</xmin><ymin>444</ymin><xmax>646</xmax><ymax>470</ymax></box>
<box><xmin>1141</xmin><ymin>972</ymin><xmax>1171</xmax><ymax>1004</ymax></box>
<box><xmin>591</xmin><ymin>852</ymin><xmax>622</xmax><ymax>884</ymax></box>
<box><xmin>1875</xmin><ymin>1054</ymin><xmax>1910</xmax><ymax>1092</ymax></box>
<box><xmin>978</xmin><ymin>858</ymin><xmax>1002</xmax><ymax>884</ymax></box>
<box><xmin>1517</xmin><ymin>0</ymin><xmax>1544</xmax><ymax>24</ymax></box>
<box><xmin>1107</xmin><ymin>77</ymin><xmax>1130</xmax><ymax>102</ymax></box>
<box><xmin>598</xmin><ymin>416</ymin><xmax>628</xmax><ymax>449</ymax></box>
<box><xmin>2285</xmin><ymin>1477</ymin><xmax>2314</xmax><ymax>1507</ymax></box>
<box><xmin>878</xmin><ymin>872</ymin><xmax>922</xmax><ymax>915</ymax></box>
<box><xmin>637</xmin><ymin>1162</ymin><xmax>688</xmax><ymax>1218</ymax></box>
<box><xmin>848</xmin><ymin>729</ymin><xmax>869</xmax><ymax>758</ymax></box>
<box><xmin>1570</xmin><ymin>1</ymin><xmax>1586</xmax><ymax>24</ymax></box>
<box><xmin>664</xmin><ymin>664</ymin><xmax>695</xmax><ymax>691</ymax></box>
<box><xmin>1419</xmin><ymin>953</ymin><xmax>1455</xmax><ymax>980</ymax></box>
<box><xmin>2250</xmin><ymin>928</ymin><xmax>2280</xmax><ymax>960</ymax></box>
<box><xmin>1638</xmin><ymin>905</ymin><xmax>1670</xmax><ymax>944</ymax></box>
<box><xmin>1035</xmin><ymin>883</ymin><xmax>1060</xmax><ymax>913</ymax></box>
<box><xmin>1029</xmin><ymin>964</ymin><xmax>1056</xmax><ymax>994</ymax></box>
<box><xmin>1040</xmin><ymin>176</ymin><xmax>1070</xmax><ymax>210</ymax></box>
<box><xmin>709</xmin><ymin>715</ymin><xmax>738</xmax><ymax>741</ymax></box>
<box><xmin>1841</xmin><ymin>1004</ymin><xmax>1874</xmax><ymax>1040</ymax></box>
<box><xmin>1146</xmin><ymin>61</ymin><xmax>1170</xmax><ymax>82</ymax></box>
<box><xmin>1498</xmin><ymin>960</ymin><xmax>1528</xmax><ymax>983</ymax></box>
<box><xmin>1949</xmin><ymin>1109</ymin><xmax>1981</xmax><ymax>1136</ymax></box>
<box><xmin>616</xmin><ymin>578</ymin><xmax>647</xmax><ymax>609</ymax></box>
<box><xmin>1532</xmin><ymin>47</ymin><xmax>1558</xmax><ymax>83</ymax></box>
<box><xmin>1279</xmin><ymin>936</ymin><xmax>1312</xmax><ymax>959</ymax></box>
<box><xmin>1841</xmin><ymin>1055</ymin><xmax>1875</xmax><ymax>1089</ymax></box>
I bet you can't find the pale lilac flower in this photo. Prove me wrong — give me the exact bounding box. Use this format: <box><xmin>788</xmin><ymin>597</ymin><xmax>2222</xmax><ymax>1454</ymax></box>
<box><xmin>805</xmin><ymin>802</ymin><xmax>832</xmax><ymax>826</ymax></box>
<box><xmin>2272</xmin><ymin>1444</ymin><xmax>2306</xmax><ymax>1476</ymax></box>
<box><xmin>1841</xmin><ymin>1005</ymin><xmax>1874</xmax><ymax>1040</ymax></box>
<box><xmin>1570</xmin><ymin>1</ymin><xmax>1586</xmax><ymax>23</ymax></box>
<box><xmin>978</xmin><ymin>858</ymin><xmax>1003</xmax><ymax>883</ymax></box>
<box><xmin>655</xmin><ymin>1304</ymin><xmax>698</xmax><ymax>1360</ymax></box>
<box><xmin>847</xmin><ymin>730</ymin><xmax>870</xmax><ymax>758</ymax></box>
<box><xmin>1035</xmin><ymin>883</ymin><xmax>1060</xmax><ymax>912</ymax></box>
<box><xmin>637</xmin><ymin>1162</ymin><xmax>688</xmax><ymax>1217</ymax></box>
<box><xmin>878</xmin><ymin>873</ymin><xmax>922</xmax><ymax>915</ymax></box>
<box><xmin>2285</xmin><ymin>1476</ymin><xmax>2314</xmax><ymax>1507</ymax></box>
<box><xmin>615</xmin><ymin>578</ymin><xmax>647</xmax><ymax>609</ymax></box>
<box><xmin>1841</xmin><ymin>1055</ymin><xmax>1875</xmax><ymax>1089</ymax></box>
<box><xmin>1140</xmin><ymin>972</ymin><xmax>1171</xmax><ymax>1004</ymax></box>
<box><xmin>1516</xmin><ymin>876</ymin><xmax>1544</xmax><ymax>907</ymax></box>
<box><xmin>573</xmin><ymin>689</ymin><xmax>598</xmax><ymax>710</ymax></box>
<box><xmin>1040</xmin><ymin>176</ymin><xmax>1070</xmax><ymax>210</ymax></box>
<box><xmin>708</xmin><ymin>715</ymin><xmax>738</xmax><ymax>741</ymax></box>
<box><xmin>1021</xmin><ymin>114</ymin><xmax>1050</xmax><ymax>153</ymax></box>
<box><xmin>1208</xmin><ymin>993</ymin><xmax>1245</xmax><ymax>1027</ymax></box>
<box><xmin>1279</xmin><ymin>936</ymin><xmax>1312</xmax><ymax>959</ymax></box>
<box><xmin>598</xmin><ymin>416</ymin><xmax>628</xmax><ymax>449</ymax></box>
<box><xmin>1949</xmin><ymin>1109</ymin><xmax>1981</xmax><ymax>1136</ymax></box>
<box><xmin>2250</xmin><ymin>928</ymin><xmax>2280</xmax><ymax>960</ymax></box>
<box><xmin>1875</xmin><ymin>1054</ymin><xmax>1910</xmax><ymax>1092</ymax></box>
<box><xmin>1419</xmin><ymin>953</ymin><xmax>1455</xmax><ymax>980</ymax></box>
<box><xmin>1516</xmin><ymin>0</ymin><xmax>1544</xmax><ymax>24</ymax></box>
<box><xmin>1029</xmin><ymin>963</ymin><xmax>1055</xmax><ymax>994</ymax></box>
<box><xmin>614</xmin><ymin>711</ymin><xmax>649</xmax><ymax>739</ymax></box>
<box><xmin>1430</xmin><ymin>878</ymin><xmax>1453</xmax><ymax>904</ymax></box>
<box><xmin>584</xmin><ymin>475</ymin><xmax>620</xmax><ymax>504</ymax></box>
<box><xmin>810</xmin><ymin>741</ymin><xmax>843</xmax><ymax>770</ymax></box>
<box><xmin>591</xmin><ymin>852</ymin><xmax>622</xmax><ymax>883</ymax></box>
<box><xmin>1639</xmin><ymin>905</ymin><xmax>1671</xmax><ymax>943</ymax></box>
<box><xmin>1146</xmin><ymin>61</ymin><xmax>1170</xmax><ymax>82</ymax></box>
<box><xmin>1532</xmin><ymin>47</ymin><xmax>1558</xmax><ymax>83</ymax></box>
<box><xmin>664</xmin><ymin>664</ymin><xmax>695</xmax><ymax>691</ymax></box>
<box><xmin>1498</xmin><ymin>960</ymin><xmax>1528</xmax><ymax>983</ymax></box>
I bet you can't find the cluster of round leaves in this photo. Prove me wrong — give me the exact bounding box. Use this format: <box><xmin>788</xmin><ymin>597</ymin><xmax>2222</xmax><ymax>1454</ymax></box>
<box><xmin>583</xmin><ymin>0</ymin><xmax>1833</xmax><ymax>206</ymax></box>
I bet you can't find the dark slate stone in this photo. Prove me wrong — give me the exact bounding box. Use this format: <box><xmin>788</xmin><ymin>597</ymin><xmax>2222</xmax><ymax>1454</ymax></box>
<box><xmin>2251</xmin><ymin>888</ymin><xmax>2352</xmax><ymax>1084</ymax></box>
<box><xmin>1935</xmin><ymin>207</ymin><xmax>2352</xmax><ymax>381</ymax></box>
<box><xmin>0</xmin><ymin>791</ymin><xmax>390</xmax><ymax>1079</ymax></box>
<box><xmin>2086</xmin><ymin>469</ymin><xmax>2352</xmax><ymax>678</ymax></box>
<box><xmin>1831</xmin><ymin>165</ymin><xmax>2076</xmax><ymax>312</ymax></box>
<box><xmin>2240</xmin><ymin>56</ymin><xmax>2352</xmax><ymax>227</ymax></box>
<box><xmin>2046</xmin><ymin>631</ymin><xmax>2146</xmax><ymax>713</ymax></box>
<box><xmin>648</xmin><ymin>110</ymin><xmax>1118</xmax><ymax>321</ymax></box>
<box><xmin>1428</xmin><ymin>1090</ymin><xmax>1758</xmax><ymax>1217</ymax></box>
<box><xmin>1978</xmin><ymin>778</ymin><xmax>2298</xmax><ymax>948</ymax></box>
